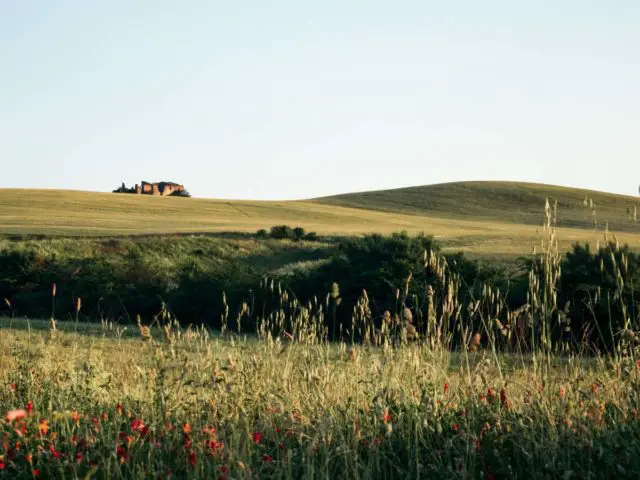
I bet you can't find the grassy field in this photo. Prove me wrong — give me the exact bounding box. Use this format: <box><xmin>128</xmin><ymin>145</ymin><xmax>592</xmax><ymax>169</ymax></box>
<box><xmin>319</xmin><ymin>181</ymin><xmax>640</xmax><ymax>232</ymax></box>
<box><xmin>1</xmin><ymin>182</ymin><xmax>639</xmax><ymax>259</ymax></box>
<box><xmin>1</xmin><ymin>317</ymin><xmax>639</xmax><ymax>479</ymax></box>
<box><xmin>1</xmin><ymin>196</ymin><xmax>639</xmax><ymax>478</ymax></box>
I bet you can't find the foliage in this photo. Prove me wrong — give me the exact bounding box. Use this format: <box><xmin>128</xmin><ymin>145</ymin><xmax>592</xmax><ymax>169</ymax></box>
<box><xmin>560</xmin><ymin>242</ymin><xmax>640</xmax><ymax>350</ymax></box>
<box><xmin>170</xmin><ymin>189</ymin><xmax>192</xmax><ymax>198</ymax></box>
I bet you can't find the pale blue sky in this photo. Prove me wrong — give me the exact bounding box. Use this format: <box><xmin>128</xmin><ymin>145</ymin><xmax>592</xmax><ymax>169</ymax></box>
<box><xmin>1</xmin><ymin>1</ymin><xmax>638</xmax><ymax>199</ymax></box>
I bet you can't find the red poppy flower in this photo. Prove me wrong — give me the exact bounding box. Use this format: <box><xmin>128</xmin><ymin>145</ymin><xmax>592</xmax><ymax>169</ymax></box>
<box><xmin>130</xmin><ymin>419</ymin><xmax>144</xmax><ymax>432</ymax></box>
<box><xmin>188</xmin><ymin>451</ymin><xmax>197</xmax><ymax>467</ymax></box>
<box><xmin>5</xmin><ymin>409</ymin><xmax>27</xmax><ymax>422</ymax></box>
<box><xmin>25</xmin><ymin>402</ymin><xmax>33</xmax><ymax>414</ymax></box>
<box><xmin>382</xmin><ymin>408</ymin><xmax>391</xmax><ymax>425</ymax></box>
<box><xmin>117</xmin><ymin>446</ymin><xmax>127</xmax><ymax>463</ymax></box>
<box><xmin>444</xmin><ymin>383</ymin><xmax>449</xmax><ymax>394</ymax></box>
<box><xmin>252</xmin><ymin>432</ymin><xmax>262</xmax><ymax>444</ymax></box>
<box><xmin>263</xmin><ymin>453</ymin><xmax>273</xmax><ymax>463</ymax></box>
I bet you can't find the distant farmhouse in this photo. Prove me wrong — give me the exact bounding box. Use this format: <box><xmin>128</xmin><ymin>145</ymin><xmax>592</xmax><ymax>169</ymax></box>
<box><xmin>113</xmin><ymin>181</ymin><xmax>189</xmax><ymax>197</ymax></box>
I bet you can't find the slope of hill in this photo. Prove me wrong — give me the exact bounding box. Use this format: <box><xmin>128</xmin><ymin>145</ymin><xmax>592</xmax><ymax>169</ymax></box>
<box><xmin>0</xmin><ymin>183</ymin><xmax>638</xmax><ymax>259</ymax></box>
<box><xmin>317</xmin><ymin>181</ymin><xmax>640</xmax><ymax>233</ymax></box>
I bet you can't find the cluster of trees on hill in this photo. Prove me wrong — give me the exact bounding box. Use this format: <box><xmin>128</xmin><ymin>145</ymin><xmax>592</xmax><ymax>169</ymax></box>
<box><xmin>256</xmin><ymin>225</ymin><xmax>318</xmax><ymax>241</ymax></box>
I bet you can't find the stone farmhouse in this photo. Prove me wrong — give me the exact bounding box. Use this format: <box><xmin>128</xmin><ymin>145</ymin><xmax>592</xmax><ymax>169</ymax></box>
<box><xmin>113</xmin><ymin>181</ymin><xmax>186</xmax><ymax>196</ymax></box>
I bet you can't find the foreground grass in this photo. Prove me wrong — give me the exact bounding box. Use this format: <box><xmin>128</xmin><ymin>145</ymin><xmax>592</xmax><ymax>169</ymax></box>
<box><xmin>1</xmin><ymin>319</ymin><xmax>640</xmax><ymax>479</ymax></box>
<box><xmin>1</xmin><ymin>184</ymin><xmax>639</xmax><ymax>259</ymax></box>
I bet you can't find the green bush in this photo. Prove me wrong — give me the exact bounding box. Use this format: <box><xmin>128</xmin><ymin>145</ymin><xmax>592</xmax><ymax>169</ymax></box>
<box><xmin>170</xmin><ymin>190</ymin><xmax>191</xmax><ymax>198</ymax></box>
<box><xmin>269</xmin><ymin>225</ymin><xmax>294</xmax><ymax>240</ymax></box>
<box><xmin>292</xmin><ymin>227</ymin><xmax>306</xmax><ymax>241</ymax></box>
<box><xmin>304</xmin><ymin>231</ymin><xmax>318</xmax><ymax>241</ymax></box>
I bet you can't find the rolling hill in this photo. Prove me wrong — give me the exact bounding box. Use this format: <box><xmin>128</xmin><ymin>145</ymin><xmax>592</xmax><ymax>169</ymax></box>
<box><xmin>0</xmin><ymin>182</ymin><xmax>638</xmax><ymax>259</ymax></box>
<box><xmin>319</xmin><ymin>181</ymin><xmax>640</xmax><ymax>233</ymax></box>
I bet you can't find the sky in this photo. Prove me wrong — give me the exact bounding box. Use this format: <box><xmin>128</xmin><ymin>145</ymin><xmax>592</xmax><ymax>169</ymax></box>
<box><xmin>1</xmin><ymin>1</ymin><xmax>639</xmax><ymax>200</ymax></box>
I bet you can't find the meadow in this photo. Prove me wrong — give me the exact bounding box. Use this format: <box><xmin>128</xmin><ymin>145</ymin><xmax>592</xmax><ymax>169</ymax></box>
<box><xmin>1</xmin><ymin>183</ymin><xmax>640</xmax><ymax>478</ymax></box>
<box><xmin>2</xmin><ymin>318</ymin><xmax>640</xmax><ymax>480</ymax></box>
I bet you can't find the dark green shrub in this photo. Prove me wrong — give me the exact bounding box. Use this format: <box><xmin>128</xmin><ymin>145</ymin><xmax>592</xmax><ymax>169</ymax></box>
<box><xmin>269</xmin><ymin>225</ymin><xmax>294</xmax><ymax>240</ymax></box>
<box><xmin>304</xmin><ymin>232</ymin><xmax>318</xmax><ymax>241</ymax></box>
<box><xmin>170</xmin><ymin>190</ymin><xmax>191</xmax><ymax>198</ymax></box>
<box><xmin>292</xmin><ymin>227</ymin><xmax>306</xmax><ymax>241</ymax></box>
<box><xmin>560</xmin><ymin>242</ymin><xmax>640</xmax><ymax>350</ymax></box>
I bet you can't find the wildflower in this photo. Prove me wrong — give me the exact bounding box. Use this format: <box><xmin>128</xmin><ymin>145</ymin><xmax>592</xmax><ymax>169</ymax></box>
<box><xmin>188</xmin><ymin>451</ymin><xmax>197</xmax><ymax>467</ymax></box>
<box><xmin>49</xmin><ymin>444</ymin><xmax>60</xmax><ymax>459</ymax></box>
<box><xmin>487</xmin><ymin>388</ymin><xmax>495</xmax><ymax>403</ymax></box>
<box><xmin>33</xmin><ymin>469</ymin><xmax>40</xmax><ymax>477</ymax></box>
<box><xmin>101</xmin><ymin>412</ymin><xmax>108</xmax><ymax>422</ymax></box>
<box><xmin>592</xmin><ymin>384</ymin><xmax>599</xmax><ymax>397</ymax></box>
<box><xmin>76</xmin><ymin>452</ymin><xmax>83</xmax><ymax>463</ymax></box>
<box><xmin>452</xmin><ymin>423</ymin><xmax>460</xmax><ymax>432</ymax></box>
<box><xmin>130</xmin><ymin>418</ymin><xmax>144</xmax><ymax>432</ymax></box>
<box><xmin>263</xmin><ymin>453</ymin><xmax>273</xmax><ymax>463</ymax></box>
<box><xmin>26</xmin><ymin>453</ymin><xmax>33</xmax><ymax>463</ymax></box>
<box><xmin>5</xmin><ymin>409</ymin><xmax>27</xmax><ymax>422</ymax></box>
<box><xmin>206</xmin><ymin>440</ymin><xmax>224</xmax><ymax>454</ymax></box>
<box><xmin>116</xmin><ymin>403</ymin><xmax>123</xmax><ymax>415</ymax></box>
<box><xmin>444</xmin><ymin>383</ymin><xmax>449</xmax><ymax>394</ymax></box>
<box><xmin>25</xmin><ymin>402</ymin><xmax>33</xmax><ymax>414</ymax></box>
<box><xmin>184</xmin><ymin>436</ymin><xmax>192</xmax><ymax>450</ymax></box>
<box><xmin>71</xmin><ymin>411</ymin><xmax>81</xmax><ymax>423</ymax></box>
<box><xmin>182</xmin><ymin>423</ymin><xmax>192</xmax><ymax>434</ymax></box>
<box><xmin>10</xmin><ymin>384</ymin><xmax>16</xmax><ymax>391</ymax></box>
<box><xmin>0</xmin><ymin>461</ymin><xmax>5</xmax><ymax>469</ymax></box>
<box><xmin>279</xmin><ymin>442</ymin><xmax>285</xmax><ymax>450</ymax></box>
<box><xmin>382</xmin><ymin>408</ymin><xmax>391</xmax><ymax>425</ymax></box>
<box><xmin>39</xmin><ymin>420</ymin><xmax>49</xmax><ymax>435</ymax></box>
<box><xmin>500</xmin><ymin>387</ymin><xmax>510</xmax><ymax>409</ymax></box>
<box><xmin>252</xmin><ymin>431</ymin><xmax>262</xmax><ymax>444</ymax></box>
<box><xmin>117</xmin><ymin>446</ymin><xmax>127</xmax><ymax>463</ymax></box>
